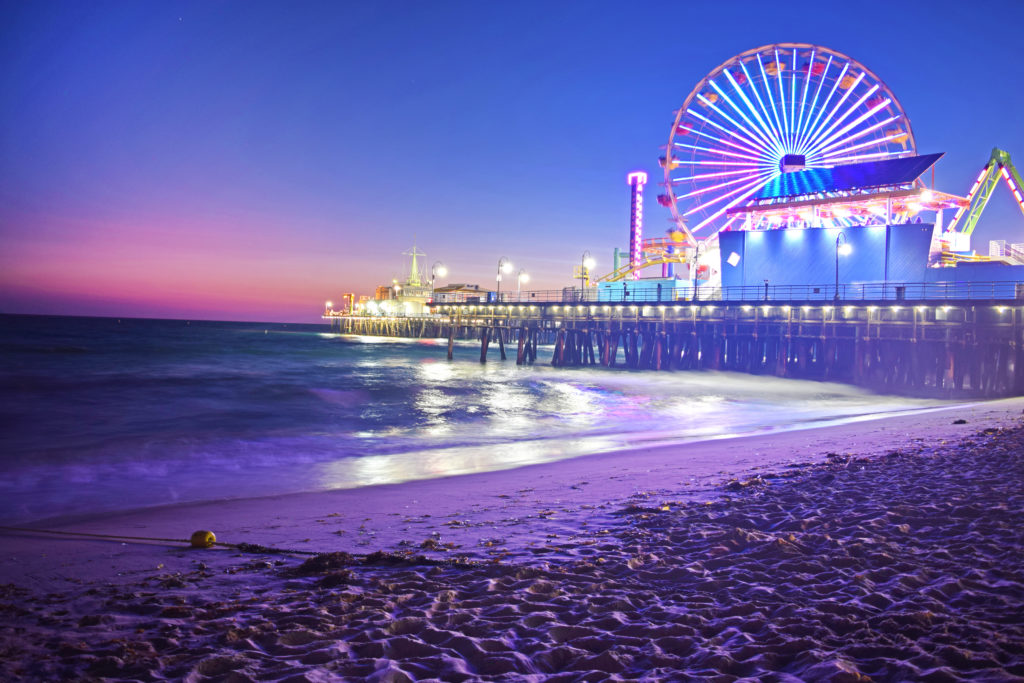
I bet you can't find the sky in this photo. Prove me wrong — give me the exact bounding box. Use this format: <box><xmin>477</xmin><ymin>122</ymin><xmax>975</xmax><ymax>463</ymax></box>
<box><xmin>2</xmin><ymin>0</ymin><xmax>1023</xmax><ymax>323</ymax></box>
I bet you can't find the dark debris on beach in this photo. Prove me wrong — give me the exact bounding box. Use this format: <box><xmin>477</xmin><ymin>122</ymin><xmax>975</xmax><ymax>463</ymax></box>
<box><xmin>1</xmin><ymin>426</ymin><xmax>1023</xmax><ymax>681</ymax></box>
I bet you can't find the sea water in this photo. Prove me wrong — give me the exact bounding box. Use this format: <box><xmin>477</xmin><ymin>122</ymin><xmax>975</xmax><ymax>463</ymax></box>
<box><xmin>0</xmin><ymin>314</ymin><xmax>947</xmax><ymax>523</ymax></box>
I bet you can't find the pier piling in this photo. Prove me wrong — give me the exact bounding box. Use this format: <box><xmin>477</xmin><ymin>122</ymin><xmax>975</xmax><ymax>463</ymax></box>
<box><xmin>326</xmin><ymin>295</ymin><xmax>1024</xmax><ymax>398</ymax></box>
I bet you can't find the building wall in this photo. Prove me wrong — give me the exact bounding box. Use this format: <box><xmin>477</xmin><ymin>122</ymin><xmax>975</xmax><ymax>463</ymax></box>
<box><xmin>925</xmin><ymin>262</ymin><xmax>1024</xmax><ymax>283</ymax></box>
<box><xmin>598</xmin><ymin>277</ymin><xmax>685</xmax><ymax>302</ymax></box>
<box><xmin>720</xmin><ymin>224</ymin><xmax>934</xmax><ymax>288</ymax></box>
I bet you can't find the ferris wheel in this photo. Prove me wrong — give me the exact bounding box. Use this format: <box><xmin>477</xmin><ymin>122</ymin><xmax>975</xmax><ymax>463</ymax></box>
<box><xmin>661</xmin><ymin>43</ymin><xmax>918</xmax><ymax>236</ymax></box>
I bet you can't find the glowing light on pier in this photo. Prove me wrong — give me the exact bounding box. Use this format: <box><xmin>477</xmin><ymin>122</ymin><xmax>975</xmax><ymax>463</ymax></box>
<box><xmin>627</xmin><ymin>171</ymin><xmax>647</xmax><ymax>280</ymax></box>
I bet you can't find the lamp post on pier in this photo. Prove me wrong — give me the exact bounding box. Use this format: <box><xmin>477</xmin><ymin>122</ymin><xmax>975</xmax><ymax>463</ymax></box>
<box><xmin>580</xmin><ymin>251</ymin><xmax>595</xmax><ymax>302</ymax></box>
<box><xmin>431</xmin><ymin>261</ymin><xmax>447</xmax><ymax>291</ymax></box>
<box><xmin>835</xmin><ymin>232</ymin><xmax>852</xmax><ymax>301</ymax></box>
<box><xmin>516</xmin><ymin>269</ymin><xmax>530</xmax><ymax>300</ymax></box>
<box><xmin>692</xmin><ymin>240</ymin><xmax>705</xmax><ymax>302</ymax></box>
<box><xmin>496</xmin><ymin>256</ymin><xmax>513</xmax><ymax>302</ymax></box>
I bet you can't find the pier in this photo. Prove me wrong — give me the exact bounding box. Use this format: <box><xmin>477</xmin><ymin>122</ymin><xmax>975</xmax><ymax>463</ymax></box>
<box><xmin>329</xmin><ymin>281</ymin><xmax>1024</xmax><ymax>398</ymax></box>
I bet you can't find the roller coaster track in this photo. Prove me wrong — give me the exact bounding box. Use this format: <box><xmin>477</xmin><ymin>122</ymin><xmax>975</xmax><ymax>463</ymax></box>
<box><xmin>596</xmin><ymin>254</ymin><xmax>689</xmax><ymax>283</ymax></box>
<box><xmin>946</xmin><ymin>148</ymin><xmax>1024</xmax><ymax>236</ymax></box>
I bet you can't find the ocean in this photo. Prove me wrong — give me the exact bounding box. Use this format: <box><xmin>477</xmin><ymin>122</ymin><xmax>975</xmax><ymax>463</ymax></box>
<box><xmin>0</xmin><ymin>314</ymin><xmax>949</xmax><ymax>523</ymax></box>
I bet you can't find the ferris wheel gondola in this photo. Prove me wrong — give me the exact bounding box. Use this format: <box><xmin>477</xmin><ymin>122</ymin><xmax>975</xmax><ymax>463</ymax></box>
<box><xmin>661</xmin><ymin>43</ymin><xmax>918</xmax><ymax>236</ymax></box>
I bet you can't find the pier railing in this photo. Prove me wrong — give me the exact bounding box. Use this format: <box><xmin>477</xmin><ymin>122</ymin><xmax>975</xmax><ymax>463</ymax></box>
<box><xmin>327</xmin><ymin>285</ymin><xmax>1024</xmax><ymax>397</ymax></box>
<box><xmin>484</xmin><ymin>280</ymin><xmax>1024</xmax><ymax>305</ymax></box>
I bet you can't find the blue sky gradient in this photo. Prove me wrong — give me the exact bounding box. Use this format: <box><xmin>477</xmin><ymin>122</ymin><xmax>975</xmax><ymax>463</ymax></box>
<box><xmin>2</xmin><ymin>0</ymin><xmax>1022</xmax><ymax>321</ymax></box>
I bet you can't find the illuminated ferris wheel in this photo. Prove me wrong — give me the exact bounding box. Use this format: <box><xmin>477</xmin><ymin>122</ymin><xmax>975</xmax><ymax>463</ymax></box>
<box><xmin>661</xmin><ymin>43</ymin><xmax>917</xmax><ymax>236</ymax></box>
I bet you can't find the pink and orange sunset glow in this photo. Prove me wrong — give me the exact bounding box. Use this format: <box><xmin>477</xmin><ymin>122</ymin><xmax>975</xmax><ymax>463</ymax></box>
<box><xmin>2</xmin><ymin>1</ymin><xmax>1022</xmax><ymax>322</ymax></box>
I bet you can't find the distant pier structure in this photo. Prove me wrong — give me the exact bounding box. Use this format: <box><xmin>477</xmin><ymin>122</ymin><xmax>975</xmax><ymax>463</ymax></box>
<box><xmin>326</xmin><ymin>282</ymin><xmax>1024</xmax><ymax>398</ymax></box>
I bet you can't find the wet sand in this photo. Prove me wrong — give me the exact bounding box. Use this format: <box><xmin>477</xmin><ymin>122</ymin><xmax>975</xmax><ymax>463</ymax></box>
<box><xmin>1</xmin><ymin>399</ymin><xmax>1023</xmax><ymax>681</ymax></box>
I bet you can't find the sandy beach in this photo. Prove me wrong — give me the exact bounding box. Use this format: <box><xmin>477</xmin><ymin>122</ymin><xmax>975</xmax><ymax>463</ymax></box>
<box><xmin>2</xmin><ymin>398</ymin><xmax>1023</xmax><ymax>681</ymax></box>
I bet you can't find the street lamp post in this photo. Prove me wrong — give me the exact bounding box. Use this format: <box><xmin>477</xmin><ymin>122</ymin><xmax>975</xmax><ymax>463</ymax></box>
<box><xmin>516</xmin><ymin>269</ymin><xmax>529</xmax><ymax>300</ymax></box>
<box><xmin>496</xmin><ymin>256</ymin><xmax>513</xmax><ymax>302</ymax></box>
<box><xmin>835</xmin><ymin>232</ymin><xmax>852</xmax><ymax>301</ymax></box>
<box><xmin>692</xmin><ymin>241</ymin><xmax>705</xmax><ymax>301</ymax></box>
<box><xmin>431</xmin><ymin>261</ymin><xmax>447</xmax><ymax>291</ymax></box>
<box><xmin>580</xmin><ymin>250</ymin><xmax>595</xmax><ymax>302</ymax></box>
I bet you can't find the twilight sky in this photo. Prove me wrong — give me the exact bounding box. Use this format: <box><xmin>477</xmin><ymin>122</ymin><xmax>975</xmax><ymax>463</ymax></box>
<box><xmin>2</xmin><ymin>0</ymin><xmax>1023</xmax><ymax>322</ymax></box>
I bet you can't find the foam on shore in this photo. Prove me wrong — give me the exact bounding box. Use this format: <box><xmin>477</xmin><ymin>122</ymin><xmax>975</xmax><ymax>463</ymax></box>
<box><xmin>1</xmin><ymin>398</ymin><xmax>1023</xmax><ymax>680</ymax></box>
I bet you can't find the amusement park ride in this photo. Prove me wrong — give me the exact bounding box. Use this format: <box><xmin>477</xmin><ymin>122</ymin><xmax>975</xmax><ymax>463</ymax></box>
<box><xmin>596</xmin><ymin>43</ymin><xmax>1024</xmax><ymax>289</ymax></box>
<box><xmin>942</xmin><ymin>148</ymin><xmax>1024</xmax><ymax>262</ymax></box>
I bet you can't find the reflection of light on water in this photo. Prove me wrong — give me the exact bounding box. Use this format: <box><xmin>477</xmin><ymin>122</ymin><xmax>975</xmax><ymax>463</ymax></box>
<box><xmin>423</xmin><ymin>425</ymin><xmax>451</xmax><ymax>437</ymax></box>
<box><xmin>664</xmin><ymin>395</ymin><xmax>726</xmax><ymax>419</ymax></box>
<box><xmin>418</xmin><ymin>361</ymin><xmax>455</xmax><ymax>383</ymax></box>
<box><xmin>415</xmin><ymin>388</ymin><xmax>455</xmax><ymax>429</ymax></box>
<box><xmin>480</xmin><ymin>384</ymin><xmax>534</xmax><ymax>435</ymax></box>
<box><xmin>318</xmin><ymin>436</ymin><xmax>624</xmax><ymax>490</ymax></box>
<box><xmin>550</xmin><ymin>382</ymin><xmax>599</xmax><ymax>415</ymax></box>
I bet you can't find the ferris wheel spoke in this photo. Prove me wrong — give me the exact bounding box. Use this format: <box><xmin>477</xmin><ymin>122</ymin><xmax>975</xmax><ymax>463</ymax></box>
<box><xmin>821</xmin><ymin>148</ymin><xmax>910</xmax><ymax>165</ymax></box>
<box><xmin>685</xmin><ymin>125</ymin><xmax>779</xmax><ymax>160</ymax></box>
<box><xmin>683</xmin><ymin>170</ymin><xmax>776</xmax><ymax>218</ymax></box>
<box><xmin>812</xmin><ymin>113</ymin><xmax>899</xmax><ymax>158</ymax></box>
<box><xmin>676</xmin><ymin>160</ymin><xmax>764</xmax><ymax>167</ymax></box>
<box><xmin>793</xmin><ymin>54</ymin><xmax>833</xmax><ymax>153</ymax></box>
<box><xmin>689</xmin><ymin>175</ymin><xmax>777</xmax><ymax>232</ymax></box>
<box><xmin>755</xmin><ymin>55</ymin><xmax>787</xmax><ymax>148</ymax></box>
<box><xmin>806</xmin><ymin>97</ymin><xmax>889</xmax><ymax>158</ymax></box>
<box><xmin>670</xmin><ymin>166</ymin><xmax>766</xmax><ymax>183</ymax></box>
<box><xmin>694</xmin><ymin>95</ymin><xmax>779</xmax><ymax>158</ymax></box>
<box><xmin>803</xmin><ymin>83</ymin><xmax>879</xmax><ymax>155</ymax></box>
<box><xmin>789</xmin><ymin>50</ymin><xmax>798</xmax><ymax>149</ymax></box>
<box><xmin>705</xmin><ymin>83</ymin><xmax>783</xmax><ymax>156</ymax></box>
<box><xmin>792</xmin><ymin>49</ymin><xmax>814</xmax><ymax>152</ymax></box>
<box><xmin>794</xmin><ymin>54</ymin><xmax>835</xmax><ymax>153</ymax></box>
<box><xmin>675</xmin><ymin>169</ymin><xmax>778</xmax><ymax>200</ymax></box>
<box><xmin>799</xmin><ymin>73</ymin><xmax>867</xmax><ymax>154</ymax></box>
<box><xmin>722</xmin><ymin>70</ymin><xmax>784</xmax><ymax>154</ymax></box>
<box><xmin>797</xmin><ymin>61</ymin><xmax>849</xmax><ymax>155</ymax></box>
<box><xmin>709</xmin><ymin>81</ymin><xmax>784</xmax><ymax>155</ymax></box>
<box><xmin>672</xmin><ymin>141</ymin><xmax>763</xmax><ymax>163</ymax></box>
<box><xmin>774</xmin><ymin>50</ymin><xmax>791</xmax><ymax>150</ymax></box>
<box><xmin>687</xmin><ymin>108</ymin><xmax>773</xmax><ymax>159</ymax></box>
<box><xmin>738</xmin><ymin>60</ymin><xmax>786</xmax><ymax>149</ymax></box>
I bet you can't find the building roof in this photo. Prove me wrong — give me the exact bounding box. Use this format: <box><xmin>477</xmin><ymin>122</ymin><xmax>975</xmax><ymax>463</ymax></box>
<box><xmin>754</xmin><ymin>153</ymin><xmax>944</xmax><ymax>201</ymax></box>
<box><xmin>433</xmin><ymin>283</ymin><xmax>489</xmax><ymax>293</ymax></box>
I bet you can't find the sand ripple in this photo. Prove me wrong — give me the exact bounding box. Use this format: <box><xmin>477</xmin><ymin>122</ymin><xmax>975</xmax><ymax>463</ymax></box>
<box><xmin>2</xmin><ymin>425</ymin><xmax>1023</xmax><ymax>680</ymax></box>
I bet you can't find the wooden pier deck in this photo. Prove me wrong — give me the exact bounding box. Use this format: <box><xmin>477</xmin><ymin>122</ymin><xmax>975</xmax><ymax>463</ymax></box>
<box><xmin>327</xmin><ymin>284</ymin><xmax>1024</xmax><ymax>398</ymax></box>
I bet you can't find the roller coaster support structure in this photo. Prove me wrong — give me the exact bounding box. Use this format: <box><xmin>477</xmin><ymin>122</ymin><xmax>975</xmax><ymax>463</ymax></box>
<box><xmin>946</xmin><ymin>148</ymin><xmax>1024</xmax><ymax>236</ymax></box>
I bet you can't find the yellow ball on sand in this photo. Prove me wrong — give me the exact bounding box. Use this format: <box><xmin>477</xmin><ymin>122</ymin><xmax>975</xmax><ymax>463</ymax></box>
<box><xmin>190</xmin><ymin>530</ymin><xmax>216</xmax><ymax>548</ymax></box>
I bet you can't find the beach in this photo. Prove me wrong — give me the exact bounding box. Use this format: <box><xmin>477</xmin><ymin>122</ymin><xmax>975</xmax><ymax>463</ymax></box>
<box><xmin>2</xmin><ymin>398</ymin><xmax>1023</xmax><ymax>681</ymax></box>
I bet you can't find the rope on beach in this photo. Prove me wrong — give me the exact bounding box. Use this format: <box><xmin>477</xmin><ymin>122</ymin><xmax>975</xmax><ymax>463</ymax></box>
<box><xmin>0</xmin><ymin>526</ymin><xmax>321</xmax><ymax>556</ymax></box>
<box><xmin>0</xmin><ymin>525</ymin><xmax>200</xmax><ymax>546</ymax></box>
<box><xmin>0</xmin><ymin>526</ymin><xmax>490</xmax><ymax>567</ymax></box>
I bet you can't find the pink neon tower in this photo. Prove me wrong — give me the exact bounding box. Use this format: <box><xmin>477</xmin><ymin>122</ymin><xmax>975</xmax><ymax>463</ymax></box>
<box><xmin>627</xmin><ymin>172</ymin><xmax>647</xmax><ymax>280</ymax></box>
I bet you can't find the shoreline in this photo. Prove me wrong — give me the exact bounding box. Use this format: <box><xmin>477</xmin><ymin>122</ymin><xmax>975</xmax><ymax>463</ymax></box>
<box><xmin>6</xmin><ymin>396</ymin><xmax>962</xmax><ymax>529</ymax></box>
<box><xmin>1</xmin><ymin>397</ymin><xmax>1022</xmax><ymax>680</ymax></box>
<box><xmin>2</xmin><ymin>397</ymin><xmax>1021</xmax><ymax>589</ymax></box>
